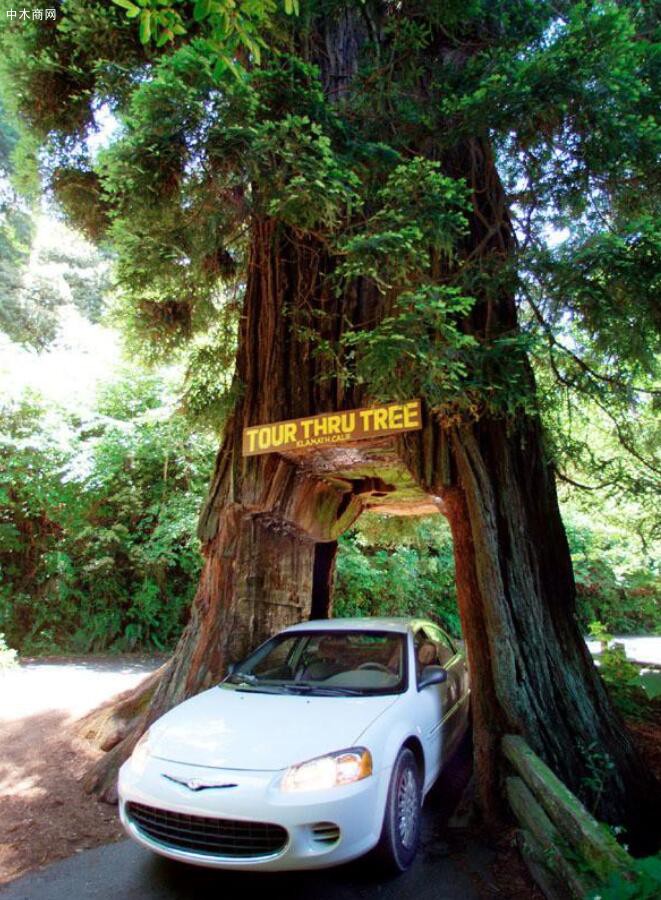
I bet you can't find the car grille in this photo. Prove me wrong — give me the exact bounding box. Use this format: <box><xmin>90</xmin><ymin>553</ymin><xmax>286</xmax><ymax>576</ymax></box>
<box><xmin>125</xmin><ymin>801</ymin><xmax>288</xmax><ymax>859</ymax></box>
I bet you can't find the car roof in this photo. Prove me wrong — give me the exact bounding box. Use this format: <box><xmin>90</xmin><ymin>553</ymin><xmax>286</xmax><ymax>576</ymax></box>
<box><xmin>282</xmin><ymin>617</ymin><xmax>415</xmax><ymax>635</ymax></box>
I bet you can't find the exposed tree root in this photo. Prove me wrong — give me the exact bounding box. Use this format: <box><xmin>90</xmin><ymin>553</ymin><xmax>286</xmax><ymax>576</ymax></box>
<box><xmin>78</xmin><ymin>662</ymin><xmax>170</xmax><ymax>802</ymax></box>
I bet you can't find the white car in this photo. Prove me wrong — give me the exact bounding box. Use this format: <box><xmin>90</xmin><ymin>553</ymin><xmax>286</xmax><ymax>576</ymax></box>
<box><xmin>118</xmin><ymin>617</ymin><xmax>470</xmax><ymax>873</ymax></box>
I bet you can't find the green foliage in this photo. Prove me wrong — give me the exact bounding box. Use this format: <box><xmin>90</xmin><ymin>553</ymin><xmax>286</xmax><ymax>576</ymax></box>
<box><xmin>0</xmin><ymin>219</ymin><xmax>112</xmax><ymax>350</ymax></box>
<box><xmin>112</xmin><ymin>0</ymin><xmax>290</xmax><ymax>69</ymax></box>
<box><xmin>588</xmin><ymin>854</ymin><xmax>661</xmax><ymax>900</ymax></box>
<box><xmin>0</xmin><ymin>99</ymin><xmax>34</xmax><ymax>341</ymax></box>
<box><xmin>0</xmin><ymin>0</ymin><xmax>659</xmax><ymax>656</ymax></box>
<box><xmin>563</xmin><ymin>505</ymin><xmax>660</xmax><ymax>636</ymax></box>
<box><xmin>0</xmin><ymin>374</ymin><xmax>215</xmax><ymax>653</ymax></box>
<box><xmin>599</xmin><ymin>644</ymin><xmax>641</xmax><ymax>688</ymax></box>
<box><xmin>596</xmin><ymin>642</ymin><xmax>660</xmax><ymax>723</ymax></box>
<box><xmin>0</xmin><ymin>98</ymin><xmax>110</xmax><ymax>349</ymax></box>
<box><xmin>336</xmin><ymin>159</ymin><xmax>470</xmax><ymax>288</ymax></box>
<box><xmin>339</xmin><ymin>286</ymin><xmax>478</xmax><ymax>413</ymax></box>
<box><xmin>2</xmin><ymin>0</ymin><xmax>657</xmax><ymax>452</ymax></box>
<box><xmin>2</xmin><ymin>1</ymin><xmax>144</xmax><ymax>140</ymax></box>
<box><xmin>630</xmin><ymin>672</ymin><xmax>661</xmax><ymax>702</ymax></box>
<box><xmin>323</xmin><ymin>159</ymin><xmax>521</xmax><ymax>418</ymax></box>
<box><xmin>334</xmin><ymin>514</ymin><xmax>460</xmax><ymax>637</ymax></box>
<box><xmin>180</xmin><ymin>325</ymin><xmax>238</xmax><ymax>428</ymax></box>
<box><xmin>333</xmin><ymin>500</ymin><xmax>659</xmax><ymax>652</ymax></box>
<box><xmin>250</xmin><ymin>114</ymin><xmax>361</xmax><ymax>231</ymax></box>
<box><xmin>51</xmin><ymin>168</ymin><xmax>111</xmax><ymax>244</ymax></box>
<box><xmin>588</xmin><ymin>620</ymin><xmax>613</xmax><ymax>647</ymax></box>
<box><xmin>578</xmin><ymin>740</ymin><xmax>616</xmax><ymax>815</ymax></box>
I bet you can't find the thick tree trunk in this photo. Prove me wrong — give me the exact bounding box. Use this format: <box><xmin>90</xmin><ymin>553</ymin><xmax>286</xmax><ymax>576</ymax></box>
<box><xmin>83</xmin><ymin>222</ymin><xmax>659</xmax><ymax>848</ymax></box>
<box><xmin>82</xmin><ymin>6</ymin><xmax>658</xmax><ymax>851</ymax></box>
<box><xmin>398</xmin><ymin>132</ymin><xmax>659</xmax><ymax>846</ymax></box>
<box><xmin>399</xmin><ymin>411</ymin><xmax>659</xmax><ymax>848</ymax></box>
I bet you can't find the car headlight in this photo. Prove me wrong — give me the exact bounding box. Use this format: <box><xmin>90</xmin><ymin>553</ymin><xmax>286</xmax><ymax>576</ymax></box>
<box><xmin>130</xmin><ymin>728</ymin><xmax>152</xmax><ymax>775</ymax></box>
<box><xmin>281</xmin><ymin>747</ymin><xmax>373</xmax><ymax>792</ymax></box>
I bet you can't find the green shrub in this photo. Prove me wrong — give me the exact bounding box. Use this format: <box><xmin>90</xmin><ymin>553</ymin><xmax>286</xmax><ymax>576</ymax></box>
<box><xmin>588</xmin><ymin>854</ymin><xmax>661</xmax><ymax>900</ymax></box>
<box><xmin>334</xmin><ymin>514</ymin><xmax>461</xmax><ymax>637</ymax></box>
<box><xmin>565</xmin><ymin>512</ymin><xmax>660</xmax><ymax>636</ymax></box>
<box><xmin>0</xmin><ymin>375</ymin><xmax>215</xmax><ymax>653</ymax></box>
<box><xmin>596</xmin><ymin>640</ymin><xmax>660</xmax><ymax>723</ymax></box>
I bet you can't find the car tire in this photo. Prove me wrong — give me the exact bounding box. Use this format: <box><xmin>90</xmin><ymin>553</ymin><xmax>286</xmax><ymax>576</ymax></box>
<box><xmin>374</xmin><ymin>746</ymin><xmax>422</xmax><ymax>874</ymax></box>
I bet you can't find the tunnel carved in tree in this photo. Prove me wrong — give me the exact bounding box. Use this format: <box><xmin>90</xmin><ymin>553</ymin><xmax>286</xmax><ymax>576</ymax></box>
<box><xmin>80</xmin><ymin>432</ymin><xmax>442</xmax><ymax>799</ymax></box>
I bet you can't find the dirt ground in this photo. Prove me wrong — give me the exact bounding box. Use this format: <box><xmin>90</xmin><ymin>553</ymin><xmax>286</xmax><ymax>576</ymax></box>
<box><xmin>0</xmin><ymin>657</ymin><xmax>162</xmax><ymax>886</ymax></box>
<box><xmin>0</xmin><ymin>657</ymin><xmax>657</xmax><ymax>894</ymax></box>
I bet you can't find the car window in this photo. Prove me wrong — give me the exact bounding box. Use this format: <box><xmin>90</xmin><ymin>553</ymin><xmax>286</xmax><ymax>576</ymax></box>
<box><xmin>419</xmin><ymin>623</ymin><xmax>454</xmax><ymax>651</ymax></box>
<box><xmin>251</xmin><ymin>636</ymin><xmax>299</xmax><ymax>676</ymax></box>
<box><xmin>414</xmin><ymin>625</ymin><xmax>457</xmax><ymax>680</ymax></box>
<box><xmin>413</xmin><ymin>630</ymin><xmax>440</xmax><ymax>681</ymax></box>
<box><xmin>225</xmin><ymin>630</ymin><xmax>408</xmax><ymax>696</ymax></box>
<box><xmin>420</xmin><ymin>624</ymin><xmax>456</xmax><ymax>664</ymax></box>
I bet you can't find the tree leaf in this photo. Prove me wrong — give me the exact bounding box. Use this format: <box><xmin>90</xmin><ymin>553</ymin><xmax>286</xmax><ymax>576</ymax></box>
<box><xmin>630</xmin><ymin>672</ymin><xmax>661</xmax><ymax>701</ymax></box>
<box><xmin>113</xmin><ymin>0</ymin><xmax>140</xmax><ymax>13</ymax></box>
<box><xmin>139</xmin><ymin>9</ymin><xmax>152</xmax><ymax>44</ymax></box>
<box><xmin>194</xmin><ymin>0</ymin><xmax>213</xmax><ymax>22</ymax></box>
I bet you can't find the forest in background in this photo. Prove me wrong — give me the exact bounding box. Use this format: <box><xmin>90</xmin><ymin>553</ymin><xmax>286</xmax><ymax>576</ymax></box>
<box><xmin>1</xmin><ymin>298</ymin><xmax>658</xmax><ymax>656</ymax></box>
<box><xmin>2</xmin><ymin>361</ymin><xmax>658</xmax><ymax>657</ymax></box>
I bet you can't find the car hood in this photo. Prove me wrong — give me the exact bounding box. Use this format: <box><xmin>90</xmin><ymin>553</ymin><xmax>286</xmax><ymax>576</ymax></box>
<box><xmin>149</xmin><ymin>685</ymin><xmax>400</xmax><ymax>771</ymax></box>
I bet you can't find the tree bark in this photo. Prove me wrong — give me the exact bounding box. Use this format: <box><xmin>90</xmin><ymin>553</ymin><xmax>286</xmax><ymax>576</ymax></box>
<box><xmin>397</xmin><ymin>132</ymin><xmax>659</xmax><ymax>846</ymax></box>
<box><xmin>81</xmin><ymin>6</ymin><xmax>659</xmax><ymax>851</ymax></box>
<box><xmin>399</xmin><ymin>410</ymin><xmax>659</xmax><ymax>848</ymax></box>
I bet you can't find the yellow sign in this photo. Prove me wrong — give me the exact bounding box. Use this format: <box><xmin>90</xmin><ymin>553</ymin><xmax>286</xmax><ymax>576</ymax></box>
<box><xmin>242</xmin><ymin>399</ymin><xmax>422</xmax><ymax>457</ymax></box>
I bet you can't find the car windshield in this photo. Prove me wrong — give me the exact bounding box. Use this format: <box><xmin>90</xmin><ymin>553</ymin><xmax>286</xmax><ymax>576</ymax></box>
<box><xmin>223</xmin><ymin>630</ymin><xmax>407</xmax><ymax>696</ymax></box>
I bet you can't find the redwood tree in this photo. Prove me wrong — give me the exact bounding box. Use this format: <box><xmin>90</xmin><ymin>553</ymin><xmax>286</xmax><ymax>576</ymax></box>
<box><xmin>2</xmin><ymin>0</ymin><xmax>658</xmax><ymax>845</ymax></box>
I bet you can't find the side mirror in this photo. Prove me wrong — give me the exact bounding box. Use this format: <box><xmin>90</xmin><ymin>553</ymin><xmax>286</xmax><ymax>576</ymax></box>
<box><xmin>419</xmin><ymin>665</ymin><xmax>448</xmax><ymax>689</ymax></box>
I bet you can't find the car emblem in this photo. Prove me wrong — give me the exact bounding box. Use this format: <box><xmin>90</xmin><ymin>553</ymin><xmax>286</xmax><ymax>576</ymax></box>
<box><xmin>162</xmin><ymin>774</ymin><xmax>238</xmax><ymax>791</ymax></box>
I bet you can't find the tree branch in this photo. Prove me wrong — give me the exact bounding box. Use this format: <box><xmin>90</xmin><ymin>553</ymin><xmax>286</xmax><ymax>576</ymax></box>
<box><xmin>553</xmin><ymin>467</ymin><xmax>615</xmax><ymax>491</ymax></box>
<box><xmin>523</xmin><ymin>290</ymin><xmax>661</xmax><ymax>397</ymax></box>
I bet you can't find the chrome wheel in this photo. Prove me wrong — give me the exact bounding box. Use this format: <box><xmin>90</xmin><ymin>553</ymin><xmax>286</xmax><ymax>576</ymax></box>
<box><xmin>397</xmin><ymin>766</ymin><xmax>418</xmax><ymax>848</ymax></box>
<box><xmin>374</xmin><ymin>746</ymin><xmax>421</xmax><ymax>873</ymax></box>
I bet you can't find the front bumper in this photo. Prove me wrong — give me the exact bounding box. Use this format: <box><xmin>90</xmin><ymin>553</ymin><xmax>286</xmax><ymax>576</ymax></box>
<box><xmin>118</xmin><ymin>753</ymin><xmax>391</xmax><ymax>871</ymax></box>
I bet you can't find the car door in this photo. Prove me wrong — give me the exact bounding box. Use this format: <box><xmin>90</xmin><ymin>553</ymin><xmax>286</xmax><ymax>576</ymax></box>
<box><xmin>411</xmin><ymin>626</ymin><xmax>449</xmax><ymax>788</ymax></box>
<box><xmin>421</xmin><ymin>622</ymin><xmax>469</xmax><ymax>761</ymax></box>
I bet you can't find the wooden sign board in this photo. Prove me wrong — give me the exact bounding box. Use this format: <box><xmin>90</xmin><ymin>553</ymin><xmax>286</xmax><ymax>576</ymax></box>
<box><xmin>242</xmin><ymin>399</ymin><xmax>422</xmax><ymax>457</ymax></box>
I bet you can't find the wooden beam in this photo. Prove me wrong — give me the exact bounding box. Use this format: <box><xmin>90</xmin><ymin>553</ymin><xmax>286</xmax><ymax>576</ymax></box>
<box><xmin>506</xmin><ymin>777</ymin><xmax>598</xmax><ymax>898</ymax></box>
<box><xmin>502</xmin><ymin>735</ymin><xmax>635</xmax><ymax>882</ymax></box>
<box><xmin>516</xmin><ymin>828</ymin><xmax>570</xmax><ymax>900</ymax></box>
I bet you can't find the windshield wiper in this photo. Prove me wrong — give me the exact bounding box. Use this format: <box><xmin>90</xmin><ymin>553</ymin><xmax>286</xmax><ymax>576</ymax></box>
<box><xmin>280</xmin><ymin>683</ymin><xmax>364</xmax><ymax>696</ymax></box>
<box><xmin>223</xmin><ymin>676</ymin><xmax>364</xmax><ymax>696</ymax></box>
<box><xmin>223</xmin><ymin>673</ymin><xmax>285</xmax><ymax>693</ymax></box>
<box><xmin>224</xmin><ymin>682</ymin><xmax>285</xmax><ymax>694</ymax></box>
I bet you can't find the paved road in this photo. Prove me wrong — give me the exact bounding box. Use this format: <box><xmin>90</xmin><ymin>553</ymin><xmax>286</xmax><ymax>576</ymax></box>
<box><xmin>0</xmin><ymin>816</ymin><xmax>491</xmax><ymax>900</ymax></box>
<box><xmin>586</xmin><ymin>635</ymin><xmax>661</xmax><ymax>666</ymax></box>
<box><xmin>0</xmin><ymin>657</ymin><xmax>163</xmax><ymax>721</ymax></box>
